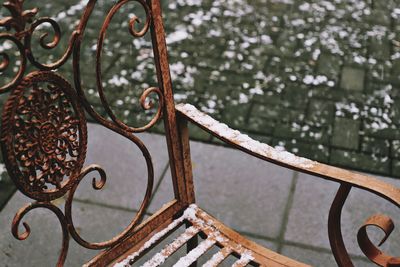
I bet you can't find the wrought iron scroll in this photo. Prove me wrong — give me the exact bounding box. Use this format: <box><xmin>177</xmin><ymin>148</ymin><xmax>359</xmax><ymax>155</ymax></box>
<box><xmin>0</xmin><ymin>0</ymin><xmax>162</xmax><ymax>265</ymax></box>
<box><xmin>328</xmin><ymin>183</ymin><xmax>400</xmax><ymax>267</ymax></box>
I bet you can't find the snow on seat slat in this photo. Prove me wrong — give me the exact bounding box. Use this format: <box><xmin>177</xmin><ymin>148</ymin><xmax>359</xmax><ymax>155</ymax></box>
<box><xmin>202</xmin><ymin>247</ymin><xmax>233</xmax><ymax>267</ymax></box>
<box><xmin>172</xmin><ymin>238</ymin><xmax>216</xmax><ymax>267</ymax></box>
<box><xmin>232</xmin><ymin>251</ymin><xmax>254</xmax><ymax>267</ymax></box>
<box><xmin>114</xmin><ymin>204</ymin><xmax>256</xmax><ymax>267</ymax></box>
<box><xmin>141</xmin><ymin>226</ymin><xmax>200</xmax><ymax>267</ymax></box>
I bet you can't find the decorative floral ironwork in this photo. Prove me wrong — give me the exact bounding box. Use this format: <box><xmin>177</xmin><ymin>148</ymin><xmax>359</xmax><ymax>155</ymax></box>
<box><xmin>0</xmin><ymin>0</ymin><xmax>160</xmax><ymax>264</ymax></box>
<box><xmin>12</xmin><ymin>201</ymin><xmax>69</xmax><ymax>266</ymax></box>
<box><xmin>0</xmin><ymin>0</ymin><xmax>38</xmax><ymax>36</ymax></box>
<box><xmin>1</xmin><ymin>71</ymin><xmax>87</xmax><ymax>201</ymax></box>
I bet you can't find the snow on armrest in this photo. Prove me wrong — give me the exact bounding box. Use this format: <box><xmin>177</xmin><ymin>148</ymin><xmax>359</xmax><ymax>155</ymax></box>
<box><xmin>176</xmin><ymin>103</ymin><xmax>400</xmax><ymax>206</ymax></box>
<box><xmin>176</xmin><ymin>103</ymin><xmax>315</xmax><ymax>169</ymax></box>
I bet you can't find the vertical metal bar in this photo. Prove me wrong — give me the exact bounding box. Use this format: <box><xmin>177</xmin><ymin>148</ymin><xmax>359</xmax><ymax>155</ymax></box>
<box><xmin>328</xmin><ymin>183</ymin><xmax>354</xmax><ymax>267</ymax></box>
<box><xmin>177</xmin><ymin>114</ymin><xmax>196</xmax><ymax>203</ymax></box>
<box><xmin>148</xmin><ymin>0</ymin><xmax>188</xmax><ymax>205</ymax></box>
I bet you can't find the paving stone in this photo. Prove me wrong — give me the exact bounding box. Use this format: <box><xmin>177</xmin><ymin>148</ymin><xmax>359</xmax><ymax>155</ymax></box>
<box><xmin>276</xmin><ymin>30</ymin><xmax>298</xmax><ymax>57</ymax></box>
<box><xmin>331</xmin><ymin>118</ymin><xmax>360</xmax><ymax>150</ymax></box>
<box><xmin>285</xmin><ymin>172</ymin><xmax>400</xmax><ymax>257</ymax></box>
<box><xmin>309</xmin><ymin>87</ymin><xmax>364</xmax><ymax>103</ymax></box>
<box><xmin>0</xmin><ymin>173</ymin><xmax>15</xmax><ymax>211</ymax></box>
<box><xmin>274</xmin><ymin>139</ymin><xmax>330</xmax><ymax>162</ymax></box>
<box><xmin>247</xmin><ymin>116</ymin><xmax>275</xmax><ymax>135</ymax></box>
<box><xmin>281</xmin><ymin>245</ymin><xmax>374</xmax><ymax>267</ymax></box>
<box><xmin>361</xmin><ymin>136</ymin><xmax>390</xmax><ymax>156</ymax></box>
<box><xmin>252</xmin><ymin>103</ymin><xmax>282</xmax><ymax>120</ymax></box>
<box><xmin>273</xmin><ymin>123</ymin><xmax>331</xmax><ymax>145</ymax></box>
<box><xmin>163</xmin><ymin>141</ymin><xmax>295</xmax><ymax>239</ymax></box>
<box><xmin>0</xmin><ymin>192</ymin><xmax>136</xmax><ymax>266</ymax></box>
<box><xmin>390</xmin><ymin>98</ymin><xmax>400</xmax><ymax>123</ymax></box>
<box><xmin>221</xmin><ymin>103</ymin><xmax>251</xmax><ymax>130</ymax></box>
<box><xmin>391</xmin><ymin>59</ymin><xmax>400</xmax><ymax>82</ymax></box>
<box><xmin>280</xmin><ymin>108</ymin><xmax>306</xmax><ymax>124</ymax></box>
<box><xmin>340</xmin><ymin>67</ymin><xmax>366</xmax><ymax>91</ymax></box>
<box><xmin>306</xmin><ymin>99</ymin><xmax>334</xmax><ymax>126</ymax></box>
<box><xmin>369</xmin><ymin>37</ymin><xmax>391</xmax><ymax>61</ymax></box>
<box><xmin>374</xmin><ymin>0</ymin><xmax>396</xmax><ymax>11</ymax></box>
<box><xmin>282</xmin><ymin>86</ymin><xmax>309</xmax><ymax>109</ymax></box>
<box><xmin>368</xmin><ymin>61</ymin><xmax>393</xmax><ymax>82</ymax></box>
<box><xmin>257</xmin><ymin>91</ymin><xmax>282</xmax><ymax>106</ymax></box>
<box><xmin>74</xmin><ymin>123</ymin><xmax>173</xmax><ymax>214</ymax></box>
<box><xmin>363</xmin><ymin>123</ymin><xmax>400</xmax><ymax>140</ymax></box>
<box><xmin>366</xmin><ymin>9</ymin><xmax>391</xmax><ymax>27</ymax></box>
<box><xmin>330</xmin><ymin>149</ymin><xmax>390</xmax><ymax>175</ymax></box>
<box><xmin>317</xmin><ymin>53</ymin><xmax>343</xmax><ymax>81</ymax></box>
<box><xmin>392</xmin><ymin>160</ymin><xmax>400</xmax><ymax>177</ymax></box>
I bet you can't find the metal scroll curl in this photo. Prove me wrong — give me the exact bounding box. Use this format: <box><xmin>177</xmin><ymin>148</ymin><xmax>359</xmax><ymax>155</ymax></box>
<box><xmin>0</xmin><ymin>0</ymin><xmax>77</xmax><ymax>90</ymax></box>
<box><xmin>0</xmin><ymin>33</ymin><xmax>26</xmax><ymax>92</ymax></box>
<box><xmin>12</xmin><ymin>202</ymin><xmax>69</xmax><ymax>266</ymax></box>
<box><xmin>71</xmin><ymin>0</ymin><xmax>164</xmax><ymax>133</ymax></box>
<box><xmin>357</xmin><ymin>214</ymin><xmax>400</xmax><ymax>266</ymax></box>
<box><xmin>94</xmin><ymin>0</ymin><xmax>163</xmax><ymax>133</ymax></box>
<box><xmin>1</xmin><ymin>0</ymin><xmax>161</xmax><ymax>264</ymax></box>
<box><xmin>65</xmin><ymin>164</ymin><xmax>153</xmax><ymax>250</ymax></box>
<box><xmin>328</xmin><ymin>184</ymin><xmax>400</xmax><ymax>267</ymax></box>
<box><xmin>24</xmin><ymin>17</ymin><xmax>79</xmax><ymax>70</ymax></box>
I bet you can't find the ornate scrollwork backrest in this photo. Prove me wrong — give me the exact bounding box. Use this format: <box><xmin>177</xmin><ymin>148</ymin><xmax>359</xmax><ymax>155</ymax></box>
<box><xmin>0</xmin><ymin>0</ymin><xmax>184</xmax><ymax>265</ymax></box>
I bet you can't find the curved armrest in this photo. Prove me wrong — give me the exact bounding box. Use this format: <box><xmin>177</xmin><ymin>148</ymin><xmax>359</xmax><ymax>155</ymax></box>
<box><xmin>176</xmin><ymin>103</ymin><xmax>400</xmax><ymax>208</ymax></box>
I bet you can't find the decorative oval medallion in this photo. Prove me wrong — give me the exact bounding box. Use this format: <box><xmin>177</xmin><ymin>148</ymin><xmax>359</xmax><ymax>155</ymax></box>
<box><xmin>1</xmin><ymin>71</ymin><xmax>87</xmax><ymax>201</ymax></box>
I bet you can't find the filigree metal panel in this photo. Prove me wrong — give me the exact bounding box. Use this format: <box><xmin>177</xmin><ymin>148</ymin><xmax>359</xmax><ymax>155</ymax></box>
<box><xmin>0</xmin><ymin>0</ymin><xmax>165</xmax><ymax>265</ymax></box>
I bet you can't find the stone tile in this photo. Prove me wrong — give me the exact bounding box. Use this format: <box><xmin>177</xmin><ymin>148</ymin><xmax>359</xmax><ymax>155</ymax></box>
<box><xmin>317</xmin><ymin>53</ymin><xmax>343</xmax><ymax>81</ymax></box>
<box><xmin>0</xmin><ymin>173</ymin><xmax>15</xmax><ymax>211</ymax></box>
<box><xmin>369</xmin><ymin>37</ymin><xmax>391</xmax><ymax>60</ymax></box>
<box><xmin>281</xmin><ymin>245</ymin><xmax>337</xmax><ymax>267</ymax></box>
<box><xmin>331</xmin><ymin>118</ymin><xmax>360</xmax><ymax>150</ymax></box>
<box><xmin>146</xmin><ymin>165</ymin><xmax>176</xmax><ymax>214</ymax></box>
<box><xmin>330</xmin><ymin>149</ymin><xmax>390</xmax><ymax>175</ymax></box>
<box><xmin>74</xmin><ymin>123</ymin><xmax>174</xmax><ymax>214</ymax></box>
<box><xmin>279</xmin><ymin>140</ymin><xmax>330</xmax><ymax>163</ymax></box>
<box><xmin>392</xmin><ymin>160</ymin><xmax>400</xmax><ymax>177</ymax></box>
<box><xmin>252</xmin><ymin>103</ymin><xmax>282</xmax><ymax>120</ymax></box>
<box><xmin>0</xmin><ymin>192</ymin><xmax>136</xmax><ymax>266</ymax></box>
<box><xmin>361</xmin><ymin>136</ymin><xmax>390</xmax><ymax>157</ymax></box>
<box><xmin>306</xmin><ymin>99</ymin><xmax>334</xmax><ymax>126</ymax></box>
<box><xmin>340</xmin><ymin>67</ymin><xmax>365</xmax><ymax>91</ymax></box>
<box><xmin>185</xmin><ymin>141</ymin><xmax>294</xmax><ymax>238</ymax></box>
<box><xmin>285</xmin><ymin>172</ymin><xmax>400</xmax><ymax>257</ymax></box>
<box><xmin>284</xmin><ymin>173</ymin><xmax>339</xmax><ymax>250</ymax></box>
<box><xmin>281</xmin><ymin>245</ymin><xmax>374</xmax><ymax>267</ymax></box>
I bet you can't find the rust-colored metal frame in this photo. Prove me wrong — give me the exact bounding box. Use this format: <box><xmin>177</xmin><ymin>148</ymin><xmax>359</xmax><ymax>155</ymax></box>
<box><xmin>0</xmin><ymin>0</ymin><xmax>399</xmax><ymax>266</ymax></box>
<box><xmin>0</xmin><ymin>0</ymin><xmax>193</xmax><ymax>266</ymax></box>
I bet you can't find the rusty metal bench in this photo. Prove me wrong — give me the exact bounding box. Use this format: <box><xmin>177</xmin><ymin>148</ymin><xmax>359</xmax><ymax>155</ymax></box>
<box><xmin>0</xmin><ymin>0</ymin><xmax>399</xmax><ymax>266</ymax></box>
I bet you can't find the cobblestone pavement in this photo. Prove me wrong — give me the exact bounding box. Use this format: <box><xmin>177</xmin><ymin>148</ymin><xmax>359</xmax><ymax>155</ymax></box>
<box><xmin>162</xmin><ymin>0</ymin><xmax>400</xmax><ymax>177</ymax></box>
<box><xmin>1</xmin><ymin>127</ymin><xmax>399</xmax><ymax>266</ymax></box>
<box><xmin>1</xmin><ymin>0</ymin><xmax>400</xmax><ymax>207</ymax></box>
